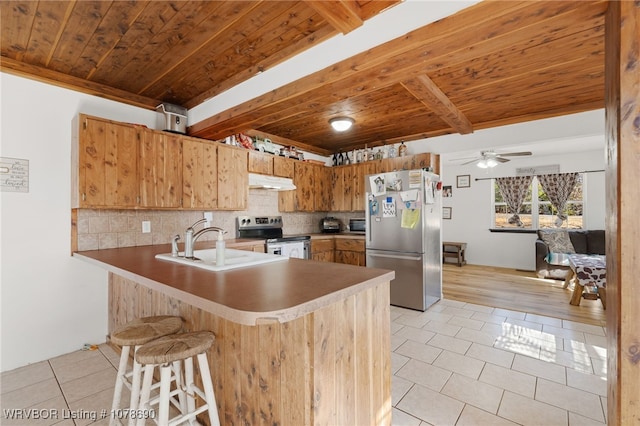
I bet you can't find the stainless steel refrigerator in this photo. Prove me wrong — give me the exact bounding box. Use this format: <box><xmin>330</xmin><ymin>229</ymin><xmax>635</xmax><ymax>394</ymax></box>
<box><xmin>365</xmin><ymin>169</ymin><xmax>442</xmax><ymax>311</ymax></box>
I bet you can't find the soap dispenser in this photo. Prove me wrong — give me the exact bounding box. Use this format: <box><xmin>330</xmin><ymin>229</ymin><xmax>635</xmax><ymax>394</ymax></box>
<box><xmin>216</xmin><ymin>231</ymin><xmax>226</xmax><ymax>266</ymax></box>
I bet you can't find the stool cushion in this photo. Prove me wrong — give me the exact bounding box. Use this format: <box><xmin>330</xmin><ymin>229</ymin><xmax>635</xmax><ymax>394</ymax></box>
<box><xmin>135</xmin><ymin>331</ymin><xmax>215</xmax><ymax>365</ymax></box>
<box><xmin>110</xmin><ymin>316</ymin><xmax>183</xmax><ymax>346</ymax></box>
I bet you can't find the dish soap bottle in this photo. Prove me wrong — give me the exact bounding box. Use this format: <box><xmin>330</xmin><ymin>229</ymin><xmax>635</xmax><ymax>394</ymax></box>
<box><xmin>216</xmin><ymin>231</ymin><xmax>226</xmax><ymax>266</ymax></box>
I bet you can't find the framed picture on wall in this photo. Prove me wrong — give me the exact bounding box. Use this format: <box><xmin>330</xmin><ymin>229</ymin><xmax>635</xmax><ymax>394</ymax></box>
<box><xmin>456</xmin><ymin>175</ymin><xmax>471</xmax><ymax>188</ymax></box>
<box><xmin>443</xmin><ymin>207</ymin><xmax>452</xmax><ymax>220</ymax></box>
<box><xmin>443</xmin><ymin>185</ymin><xmax>452</xmax><ymax>197</ymax></box>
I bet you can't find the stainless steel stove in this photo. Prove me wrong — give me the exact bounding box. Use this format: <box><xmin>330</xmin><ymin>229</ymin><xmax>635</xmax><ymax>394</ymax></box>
<box><xmin>236</xmin><ymin>215</ymin><xmax>310</xmax><ymax>259</ymax></box>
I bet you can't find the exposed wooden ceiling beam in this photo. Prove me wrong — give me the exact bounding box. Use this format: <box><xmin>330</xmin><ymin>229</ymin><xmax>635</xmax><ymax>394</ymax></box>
<box><xmin>0</xmin><ymin>57</ymin><xmax>160</xmax><ymax>110</ymax></box>
<box><xmin>306</xmin><ymin>0</ymin><xmax>363</xmax><ymax>34</ymax></box>
<box><xmin>401</xmin><ymin>74</ymin><xmax>473</xmax><ymax>134</ymax></box>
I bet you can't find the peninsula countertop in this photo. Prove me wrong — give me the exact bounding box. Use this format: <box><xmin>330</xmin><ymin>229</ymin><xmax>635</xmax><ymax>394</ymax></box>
<box><xmin>73</xmin><ymin>242</ymin><xmax>393</xmax><ymax>326</ymax></box>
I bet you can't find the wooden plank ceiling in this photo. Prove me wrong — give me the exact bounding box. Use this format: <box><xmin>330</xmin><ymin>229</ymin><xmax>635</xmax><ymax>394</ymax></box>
<box><xmin>1</xmin><ymin>1</ymin><xmax>607</xmax><ymax>156</ymax></box>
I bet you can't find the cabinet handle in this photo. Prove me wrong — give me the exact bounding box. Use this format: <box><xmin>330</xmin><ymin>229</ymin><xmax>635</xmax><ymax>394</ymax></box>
<box><xmin>82</xmin><ymin>193</ymin><xmax>86</xmax><ymax>201</ymax></box>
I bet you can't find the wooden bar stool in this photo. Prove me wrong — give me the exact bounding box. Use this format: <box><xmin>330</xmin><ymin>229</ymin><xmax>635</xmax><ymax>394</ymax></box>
<box><xmin>135</xmin><ymin>331</ymin><xmax>219</xmax><ymax>426</ymax></box>
<box><xmin>109</xmin><ymin>316</ymin><xmax>183</xmax><ymax>426</ymax></box>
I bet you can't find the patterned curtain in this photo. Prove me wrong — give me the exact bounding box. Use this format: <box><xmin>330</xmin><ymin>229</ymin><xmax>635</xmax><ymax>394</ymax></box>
<box><xmin>495</xmin><ymin>176</ymin><xmax>533</xmax><ymax>227</ymax></box>
<box><xmin>537</xmin><ymin>172</ymin><xmax>579</xmax><ymax>227</ymax></box>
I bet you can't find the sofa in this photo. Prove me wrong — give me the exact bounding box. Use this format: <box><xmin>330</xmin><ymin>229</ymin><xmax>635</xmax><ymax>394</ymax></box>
<box><xmin>535</xmin><ymin>229</ymin><xmax>606</xmax><ymax>279</ymax></box>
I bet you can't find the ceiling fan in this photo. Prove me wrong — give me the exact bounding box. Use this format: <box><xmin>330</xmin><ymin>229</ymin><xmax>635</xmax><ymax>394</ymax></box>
<box><xmin>452</xmin><ymin>150</ymin><xmax>532</xmax><ymax>168</ymax></box>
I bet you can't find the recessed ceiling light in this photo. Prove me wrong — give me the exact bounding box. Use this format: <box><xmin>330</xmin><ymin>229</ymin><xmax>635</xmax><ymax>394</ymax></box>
<box><xmin>329</xmin><ymin>117</ymin><xmax>354</xmax><ymax>132</ymax></box>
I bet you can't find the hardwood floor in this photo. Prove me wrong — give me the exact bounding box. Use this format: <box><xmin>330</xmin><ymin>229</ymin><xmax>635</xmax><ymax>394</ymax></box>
<box><xmin>442</xmin><ymin>264</ymin><xmax>606</xmax><ymax>327</ymax></box>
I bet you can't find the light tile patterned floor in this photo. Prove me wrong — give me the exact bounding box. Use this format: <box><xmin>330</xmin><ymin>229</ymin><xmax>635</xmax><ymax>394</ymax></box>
<box><xmin>0</xmin><ymin>298</ymin><xmax>608</xmax><ymax>425</ymax></box>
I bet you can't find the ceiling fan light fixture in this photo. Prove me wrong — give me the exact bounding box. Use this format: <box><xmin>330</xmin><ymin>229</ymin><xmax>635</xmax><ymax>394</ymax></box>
<box><xmin>486</xmin><ymin>158</ymin><xmax>498</xmax><ymax>168</ymax></box>
<box><xmin>330</xmin><ymin>117</ymin><xmax>354</xmax><ymax>132</ymax></box>
<box><xmin>477</xmin><ymin>157</ymin><xmax>498</xmax><ymax>168</ymax></box>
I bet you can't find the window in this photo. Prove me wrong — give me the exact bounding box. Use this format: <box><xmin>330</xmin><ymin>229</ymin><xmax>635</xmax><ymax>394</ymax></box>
<box><xmin>492</xmin><ymin>174</ymin><xmax>584</xmax><ymax>229</ymax></box>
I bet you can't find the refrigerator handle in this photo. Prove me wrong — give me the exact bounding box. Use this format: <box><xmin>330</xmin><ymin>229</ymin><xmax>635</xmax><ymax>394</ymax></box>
<box><xmin>367</xmin><ymin>253</ymin><xmax>422</xmax><ymax>261</ymax></box>
<box><xmin>365</xmin><ymin>191</ymin><xmax>372</xmax><ymax>245</ymax></box>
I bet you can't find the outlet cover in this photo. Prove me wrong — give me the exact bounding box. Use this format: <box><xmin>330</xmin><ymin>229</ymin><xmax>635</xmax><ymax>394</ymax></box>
<box><xmin>142</xmin><ymin>221</ymin><xmax>151</xmax><ymax>233</ymax></box>
<box><xmin>204</xmin><ymin>212</ymin><xmax>214</xmax><ymax>222</ymax></box>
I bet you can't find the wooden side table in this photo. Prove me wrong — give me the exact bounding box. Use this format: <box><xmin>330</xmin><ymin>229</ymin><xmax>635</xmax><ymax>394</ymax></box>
<box><xmin>443</xmin><ymin>242</ymin><xmax>467</xmax><ymax>267</ymax></box>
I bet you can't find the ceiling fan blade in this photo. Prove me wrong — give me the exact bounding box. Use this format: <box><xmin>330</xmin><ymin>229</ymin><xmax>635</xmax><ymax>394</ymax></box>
<box><xmin>449</xmin><ymin>155</ymin><xmax>479</xmax><ymax>162</ymax></box>
<box><xmin>500</xmin><ymin>151</ymin><xmax>532</xmax><ymax>156</ymax></box>
<box><xmin>461</xmin><ymin>158</ymin><xmax>479</xmax><ymax>165</ymax></box>
<box><xmin>496</xmin><ymin>157</ymin><xmax>510</xmax><ymax>163</ymax></box>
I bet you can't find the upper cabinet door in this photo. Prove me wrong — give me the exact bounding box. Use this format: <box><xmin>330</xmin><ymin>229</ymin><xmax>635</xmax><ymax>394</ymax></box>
<box><xmin>353</xmin><ymin>162</ymin><xmax>376</xmax><ymax>211</ymax></box>
<box><xmin>139</xmin><ymin>131</ymin><xmax>183</xmax><ymax>208</ymax></box>
<box><xmin>294</xmin><ymin>161</ymin><xmax>315</xmax><ymax>212</ymax></box>
<box><xmin>248</xmin><ymin>150</ymin><xmax>273</xmax><ymax>175</ymax></box>
<box><xmin>313</xmin><ymin>165</ymin><xmax>332</xmax><ymax>212</ymax></box>
<box><xmin>182</xmin><ymin>136</ymin><xmax>217</xmax><ymax>209</ymax></box>
<box><xmin>76</xmin><ymin>114</ymin><xmax>139</xmax><ymax>208</ymax></box>
<box><xmin>273</xmin><ymin>156</ymin><xmax>295</xmax><ymax>178</ymax></box>
<box><xmin>217</xmin><ymin>143</ymin><xmax>248</xmax><ymax>210</ymax></box>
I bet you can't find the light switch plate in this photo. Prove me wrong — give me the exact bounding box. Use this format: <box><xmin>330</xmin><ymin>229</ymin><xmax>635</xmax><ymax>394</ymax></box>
<box><xmin>142</xmin><ymin>221</ymin><xmax>151</xmax><ymax>233</ymax></box>
<box><xmin>204</xmin><ymin>212</ymin><xmax>213</xmax><ymax>222</ymax></box>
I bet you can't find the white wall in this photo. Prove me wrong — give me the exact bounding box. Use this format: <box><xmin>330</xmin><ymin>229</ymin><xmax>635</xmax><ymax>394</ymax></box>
<box><xmin>0</xmin><ymin>73</ymin><xmax>157</xmax><ymax>372</ymax></box>
<box><xmin>436</xmin><ymin>149</ymin><xmax>605</xmax><ymax>270</ymax></box>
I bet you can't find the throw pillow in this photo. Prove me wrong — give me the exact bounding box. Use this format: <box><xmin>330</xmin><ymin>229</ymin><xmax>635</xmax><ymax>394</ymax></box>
<box><xmin>539</xmin><ymin>230</ymin><xmax>576</xmax><ymax>254</ymax></box>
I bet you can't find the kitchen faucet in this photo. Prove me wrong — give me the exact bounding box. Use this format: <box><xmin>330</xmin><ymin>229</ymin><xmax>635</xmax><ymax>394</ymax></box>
<box><xmin>184</xmin><ymin>218</ymin><xmax>225</xmax><ymax>259</ymax></box>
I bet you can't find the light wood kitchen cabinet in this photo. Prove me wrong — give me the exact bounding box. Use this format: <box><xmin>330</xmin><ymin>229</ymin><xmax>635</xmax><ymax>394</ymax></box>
<box><xmin>377</xmin><ymin>152</ymin><xmax>434</xmax><ymax>173</ymax></box>
<box><xmin>281</xmin><ymin>162</ymin><xmax>332</xmax><ymax>212</ymax></box>
<box><xmin>273</xmin><ymin>156</ymin><xmax>295</xmax><ymax>178</ymax></box>
<box><xmin>217</xmin><ymin>143</ymin><xmax>248</xmax><ymax>210</ymax></box>
<box><xmin>311</xmin><ymin>238</ymin><xmax>335</xmax><ymax>262</ymax></box>
<box><xmin>293</xmin><ymin>161</ymin><xmax>315</xmax><ymax>211</ymax></box>
<box><xmin>276</xmin><ymin>156</ymin><xmax>297</xmax><ymax>212</ymax></box>
<box><xmin>352</xmin><ymin>162</ymin><xmax>376</xmax><ymax>211</ymax></box>
<box><xmin>331</xmin><ymin>162</ymin><xmax>375</xmax><ymax>212</ymax></box>
<box><xmin>73</xmin><ymin>114</ymin><xmax>139</xmax><ymax>208</ymax></box>
<box><xmin>313</xmin><ymin>164</ymin><xmax>332</xmax><ymax>212</ymax></box>
<box><xmin>182</xmin><ymin>136</ymin><xmax>217</xmax><ymax>209</ymax></box>
<box><xmin>330</xmin><ymin>165</ymin><xmax>353</xmax><ymax>212</ymax></box>
<box><xmin>139</xmin><ymin>130</ymin><xmax>183</xmax><ymax>208</ymax></box>
<box><xmin>247</xmin><ymin>150</ymin><xmax>273</xmax><ymax>175</ymax></box>
<box><xmin>334</xmin><ymin>237</ymin><xmax>366</xmax><ymax>266</ymax></box>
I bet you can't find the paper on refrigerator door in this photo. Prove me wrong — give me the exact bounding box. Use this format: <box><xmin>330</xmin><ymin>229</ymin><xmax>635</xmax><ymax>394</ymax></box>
<box><xmin>424</xmin><ymin>175</ymin><xmax>436</xmax><ymax>204</ymax></box>
<box><xmin>382</xmin><ymin>196</ymin><xmax>396</xmax><ymax>218</ymax></box>
<box><xmin>401</xmin><ymin>208</ymin><xmax>420</xmax><ymax>229</ymax></box>
<box><xmin>369</xmin><ymin>175</ymin><xmax>386</xmax><ymax>196</ymax></box>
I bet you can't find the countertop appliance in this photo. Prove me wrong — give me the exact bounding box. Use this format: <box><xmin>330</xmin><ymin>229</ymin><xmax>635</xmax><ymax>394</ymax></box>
<box><xmin>349</xmin><ymin>218</ymin><xmax>366</xmax><ymax>234</ymax></box>
<box><xmin>365</xmin><ymin>169</ymin><xmax>442</xmax><ymax>311</ymax></box>
<box><xmin>156</xmin><ymin>103</ymin><xmax>187</xmax><ymax>134</ymax></box>
<box><xmin>320</xmin><ymin>217</ymin><xmax>341</xmax><ymax>233</ymax></box>
<box><xmin>236</xmin><ymin>215</ymin><xmax>310</xmax><ymax>259</ymax></box>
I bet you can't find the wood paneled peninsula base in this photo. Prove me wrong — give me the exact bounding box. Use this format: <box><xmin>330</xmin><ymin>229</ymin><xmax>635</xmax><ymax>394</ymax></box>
<box><xmin>74</xmin><ymin>243</ymin><xmax>394</xmax><ymax>426</ymax></box>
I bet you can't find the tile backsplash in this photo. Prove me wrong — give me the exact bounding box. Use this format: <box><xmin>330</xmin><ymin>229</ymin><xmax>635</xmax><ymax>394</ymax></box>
<box><xmin>75</xmin><ymin>190</ymin><xmax>361</xmax><ymax>251</ymax></box>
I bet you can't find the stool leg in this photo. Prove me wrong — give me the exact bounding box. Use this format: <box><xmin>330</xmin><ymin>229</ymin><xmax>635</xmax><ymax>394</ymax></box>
<box><xmin>136</xmin><ymin>364</ymin><xmax>155</xmax><ymax>426</ymax></box>
<box><xmin>158</xmin><ymin>364</ymin><xmax>172</xmax><ymax>425</ymax></box>
<box><xmin>183</xmin><ymin>357</ymin><xmax>197</xmax><ymax>425</ymax></box>
<box><xmin>126</xmin><ymin>345</ymin><xmax>143</xmax><ymax>426</ymax></box>
<box><xmin>172</xmin><ymin>360</ymin><xmax>187</xmax><ymax>416</ymax></box>
<box><xmin>110</xmin><ymin>345</ymin><xmax>131</xmax><ymax>426</ymax></box>
<box><xmin>197</xmin><ymin>353</ymin><xmax>220</xmax><ymax>426</ymax></box>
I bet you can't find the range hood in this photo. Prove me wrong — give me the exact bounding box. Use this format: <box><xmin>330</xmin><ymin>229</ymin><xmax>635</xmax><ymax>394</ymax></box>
<box><xmin>248</xmin><ymin>173</ymin><xmax>296</xmax><ymax>191</ymax></box>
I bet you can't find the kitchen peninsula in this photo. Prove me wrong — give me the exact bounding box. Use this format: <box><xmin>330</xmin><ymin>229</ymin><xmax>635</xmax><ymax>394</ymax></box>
<box><xmin>74</xmin><ymin>242</ymin><xmax>394</xmax><ymax>426</ymax></box>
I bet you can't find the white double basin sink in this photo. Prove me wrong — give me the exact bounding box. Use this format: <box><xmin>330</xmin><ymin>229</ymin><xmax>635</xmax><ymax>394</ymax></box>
<box><xmin>155</xmin><ymin>248</ymin><xmax>287</xmax><ymax>272</ymax></box>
